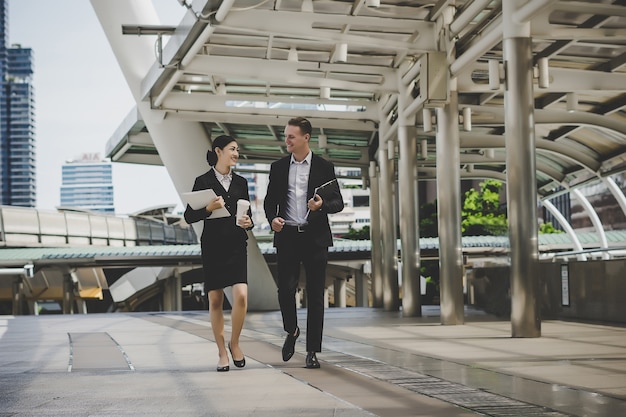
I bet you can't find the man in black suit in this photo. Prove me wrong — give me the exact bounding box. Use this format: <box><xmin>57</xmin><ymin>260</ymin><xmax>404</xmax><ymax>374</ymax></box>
<box><xmin>264</xmin><ymin>117</ymin><xmax>344</xmax><ymax>369</ymax></box>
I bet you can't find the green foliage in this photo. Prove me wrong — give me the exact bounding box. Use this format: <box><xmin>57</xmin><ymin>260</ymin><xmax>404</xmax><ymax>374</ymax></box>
<box><xmin>342</xmin><ymin>225</ymin><xmax>370</xmax><ymax>240</ymax></box>
<box><xmin>419</xmin><ymin>201</ymin><xmax>439</xmax><ymax>237</ymax></box>
<box><xmin>461</xmin><ymin>180</ymin><xmax>508</xmax><ymax>236</ymax></box>
<box><xmin>539</xmin><ymin>221</ymin><xmax>563</xmax><ymax>234</ymax></box>
<box><xmin>418</xmin><ymin>180</ymin><xmax>508</xmax><ymax>237</ymax></box>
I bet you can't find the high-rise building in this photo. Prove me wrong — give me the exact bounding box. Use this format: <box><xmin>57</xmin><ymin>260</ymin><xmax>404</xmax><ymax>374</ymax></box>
<box><xmin>60</xmin><ymin>153</ymin><xmax>115</xmax><ymax>213</ymax></box>
<box><xmin>1</xmin><ymin>0</ymin><xmax>37</xmax><ymax>207</ymax></box>
<box><xmin>1</xmin><ymin>46</ymin><xmax>36</xmax><ymax>207</ymax></box>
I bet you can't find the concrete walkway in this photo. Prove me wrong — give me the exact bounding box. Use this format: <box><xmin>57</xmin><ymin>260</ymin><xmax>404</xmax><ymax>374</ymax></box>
<box><xmin>0</xmin><ymin>307</ymin><xmax>624</xmax><ymax>416</ymax></box>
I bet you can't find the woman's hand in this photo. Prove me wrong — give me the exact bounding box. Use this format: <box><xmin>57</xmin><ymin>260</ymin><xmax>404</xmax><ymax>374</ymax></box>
<box><xmin>237</xmin><ymin>214</ymin><xmax>252</xmax><ymax>229</ymax></box>
<box><xmin>205</xmin><ymin>196</ymin><xmax>225</xmax><ymax>213</ymax></box>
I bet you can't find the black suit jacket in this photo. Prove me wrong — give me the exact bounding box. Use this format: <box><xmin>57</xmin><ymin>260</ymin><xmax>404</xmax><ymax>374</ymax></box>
<box><xmin>264</xmin><ymin>153</ymin><xmax>344</xmax><ymax>248</ymax></box>
<box><xmin>184</xmin><ymin>169</ymin><xmax>252</xmax><ymax>253</ymax></box>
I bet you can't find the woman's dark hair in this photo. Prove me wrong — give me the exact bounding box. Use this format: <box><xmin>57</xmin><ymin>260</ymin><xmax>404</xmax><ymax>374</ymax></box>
<box><xmin>206</xmin><ymin>135</ymin><xmax>237</xmax><ymax>166</ymax></box>
<box><xmin>287</xmin><ymin>117</ymin><xmax>312</xmax><ymax>137</ymax></box>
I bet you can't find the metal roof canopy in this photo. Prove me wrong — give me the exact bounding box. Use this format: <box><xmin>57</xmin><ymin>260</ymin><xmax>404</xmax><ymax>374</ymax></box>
<box><xmin>105</xmin><ymin>0</ymin><xmax>626</xmax><ymax>201</ymax></box>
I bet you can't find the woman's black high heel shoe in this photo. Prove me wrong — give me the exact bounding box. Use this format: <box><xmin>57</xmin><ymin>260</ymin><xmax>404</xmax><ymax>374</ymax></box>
<box><xmin>228</xmin><ymin>342</ymin><xmax>246</xmax><ymax>368</ymax></box>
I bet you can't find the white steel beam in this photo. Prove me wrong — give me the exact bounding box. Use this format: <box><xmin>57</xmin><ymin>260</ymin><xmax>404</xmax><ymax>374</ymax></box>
<box><xmin>572</xmin><ymin>189</ymin><xmax>610</xmax><ymax>260</ymax></box>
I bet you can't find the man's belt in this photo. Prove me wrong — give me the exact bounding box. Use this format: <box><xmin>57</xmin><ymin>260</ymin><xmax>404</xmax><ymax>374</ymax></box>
<box><xmin>283</xmin><ymin>224</ymin><xmax>308</xmax><ymax>233</ymax></box>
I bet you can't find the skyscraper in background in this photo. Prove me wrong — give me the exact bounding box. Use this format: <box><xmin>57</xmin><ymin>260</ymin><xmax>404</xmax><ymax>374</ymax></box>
<box><xmin>60</xmin><ymin>153</ymin><xmax>114</xmax><ymax>214</ymax></box>
<box><xmin>0</xmin><ymin>0</ymin><xmax>37</xmax><ymax>207</ymax></box>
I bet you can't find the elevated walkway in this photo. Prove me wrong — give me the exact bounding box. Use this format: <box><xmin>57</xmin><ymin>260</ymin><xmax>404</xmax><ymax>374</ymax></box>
<box><xmin>2</xmin><ymin>230</ymin><xmax>626</xmax><ymax>316</ymax></box>
<box><xmin>1</xmin><ymin>308</ymin><xmax>624</xmax><ymax>416</ymax></box>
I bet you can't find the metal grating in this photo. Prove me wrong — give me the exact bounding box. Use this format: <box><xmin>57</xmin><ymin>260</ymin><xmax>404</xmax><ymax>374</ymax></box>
<box><xmin>323</xmin><ymin>354</ymin><xmax>571</xmax><ymax>417</ymax></box>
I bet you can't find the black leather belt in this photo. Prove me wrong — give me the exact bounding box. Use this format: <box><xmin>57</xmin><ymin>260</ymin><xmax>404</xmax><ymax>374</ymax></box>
<box><xmin>283</xmin><ymin>224</ymin><xmax>308</xmax><ymax>233</ymax></box>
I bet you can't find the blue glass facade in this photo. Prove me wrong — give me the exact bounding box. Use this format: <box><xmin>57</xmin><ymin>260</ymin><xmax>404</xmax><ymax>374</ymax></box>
<box><xmin>1</xmin><ymin>1</ymin><xmax>37</xmax><ymax>207</ymax></box>
<box><xmin>60</xmin><ymin>157</ymin><xmax>115</xmax><ymax>213</ymax></box>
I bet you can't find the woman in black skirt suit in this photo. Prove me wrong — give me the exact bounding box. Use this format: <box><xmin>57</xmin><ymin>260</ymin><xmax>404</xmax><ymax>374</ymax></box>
<box><xmin>184</xmin><ymin>135</ymin><xmax>253</xmax><ymax>372</ymax></box>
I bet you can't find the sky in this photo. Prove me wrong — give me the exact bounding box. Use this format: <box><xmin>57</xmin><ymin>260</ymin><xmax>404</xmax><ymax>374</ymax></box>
<box><xmin>9</xmin><ymin>0</ymin><xmax>187</xmax><ymax>215</ymax></box>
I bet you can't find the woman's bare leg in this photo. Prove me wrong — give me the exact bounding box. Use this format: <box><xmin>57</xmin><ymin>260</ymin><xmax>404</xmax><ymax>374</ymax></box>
<box><xmin>228</xmin><ymin>283</ymin><xmax>248</xmax><ymax>359</ymax></box>
<box><xmin>208</xmin><ymin>289</ymin><xmax>229</xmax><ymax>367</ymax></box>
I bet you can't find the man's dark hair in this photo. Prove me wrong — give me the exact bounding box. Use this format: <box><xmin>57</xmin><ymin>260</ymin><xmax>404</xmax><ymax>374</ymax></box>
<box><xmin>287</xmin><ymin>117</ymin><xmax>312</xmax><ymax>136</ymax></box>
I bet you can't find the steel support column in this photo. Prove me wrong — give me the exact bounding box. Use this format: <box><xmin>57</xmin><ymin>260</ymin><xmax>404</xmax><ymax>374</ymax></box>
<box><xmin>378</xmin><ymin>135</ymin><xmax>399</xmax><ymax>311</ymax></box>
<box><xmin>91</xmin><ymin>0</ymin><xmax>278</xmax><ymax>311</ymax></box>
<box><xmin>398</xmin><ymin>89</ymin><xmax>421</xmax><ymax>317</ymax></box>
<box><xmin>12</xmin><ymin>280</ymin><xmax>23</xmax><ymax>316</ymax></box>
<box><xmin>354</xmin><ymin>269</ymin><xmax>368</xmax><ymax>307</ymax></box>
<box><xmin>163</xmin><ymin>270</ymin><xmax>182</xmax><ymax>311</ymax></box>
<box><xmin>369</xmin><ymin>161</ymin><xmax>383</xmax><ymax>307</ymax></box>
<box><xmin>503</xmin><ymin>0</ymin><xmax>540</xmax><ymax>337</ymax></box>
<box><xmin>436</xmin><ymin>89</ymin><xmax>465</xmax><ymax>325</ymax></box>
<box><xmin>334</xmin><ymin>278</ymin><xmax>347</xmax><ymax>308</ymax></box>
<box><xmin>62</xmin><ymin>275</ymin><xmax>75</xmax><ymax>314</ymax></box>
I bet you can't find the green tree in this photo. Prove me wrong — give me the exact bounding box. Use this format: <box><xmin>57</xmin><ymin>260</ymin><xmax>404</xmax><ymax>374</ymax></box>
<box><xmin>539</xmin><ymin>221</ymin><xmax>563</xmax><ymax>234</ymax></box>
<box><xmin>461</xmin><ymin>180</ymin><xmax>508</xmax><ymax>236</ymax></box>
<box><xmin>343</xmin><ymin>225</ymin><xmax>370</xmax><ymax>240</ymax></box>
<box><xmin>419</xmin><ymin>200</ymin><xmax>438</xmax><ymax>237</ymax></box>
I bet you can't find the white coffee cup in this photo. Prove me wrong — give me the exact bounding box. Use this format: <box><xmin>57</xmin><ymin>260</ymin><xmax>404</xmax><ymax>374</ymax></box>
<box><xmin>236</xmin><ymin>199</ymin><xmax>250</xmax><ymax>226</ymax></box>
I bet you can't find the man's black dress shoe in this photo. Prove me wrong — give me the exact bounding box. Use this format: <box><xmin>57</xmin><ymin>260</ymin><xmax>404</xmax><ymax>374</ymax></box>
<box><xmin>228</xmin><ymin>342</ymin><xmax>246</xmax><ymax>368</ymax></box>
<box><xmin>305</xmin><ymin>352</ymin><xmax>320</xmax><ymax>369</ymax></box>
<box><xmin>282</xmin><ymin>327</ymin><xmax>300</xmax><ymax>362</ymax></box>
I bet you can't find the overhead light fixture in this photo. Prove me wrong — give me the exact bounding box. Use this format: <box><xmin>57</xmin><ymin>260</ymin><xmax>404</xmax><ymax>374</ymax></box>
<box><xmin>537</xmin><ymin>57</ymin><xmax>549</xmax><ymax>88</ymax></box>
<box><xmin>288</xmin><ymin>47</ymin><xmax>298</xmax><ymax>62</ymax></box>
<box><xmin>365</xmin><ymin>0</ymin><xmax>380</xmax><ymax>7</ymax></box>
<box><xmin>420</xmin><ymin>139</ymin><xmax>428</xmax><ymax>159</ymax></box>
<box><xmin>387</xmin><ymin>140</ymin><xmax>395</xmax><ymax>160</ymax></box>
<box><xmin>462</xmin><ymin>107</ymin><xmax>472</xmax><ymax>131</ymax></box>
<box><xmin>369</xmin><ymin>161</ymin><xmax>377</xmax><ymax>179</ymax></box>
<box><xmin>318</xmin><ymin>133</ymin><xmax>327</xmax><ymax>149</ymax></box>
<box><xmin>422</xmin><ymin>108</ymin><xmax>432</xmax><ymax>132</ymax></box>
<box><xmin>566</xmin><ymin>92</ymin><xmax>577</xmax><ymax>113</ymax></box>
<box><xmin>301</xmin><ymin>0</ymin><xmax>314</xmax><ymax>12</ymax></box>
<box><xmin>334</xmin><ymin>43</ymin><xmax>348</xmax><ymax>63</ymax></box>
<box><xmin>320</xmin><ymin>86</ymin><xmax>330</xmax><ymax>99</ymax></box>
<box><xmin>488</xmin><ymin>58</ymin><xmax>500</xmax><ymax>90</ymax></box>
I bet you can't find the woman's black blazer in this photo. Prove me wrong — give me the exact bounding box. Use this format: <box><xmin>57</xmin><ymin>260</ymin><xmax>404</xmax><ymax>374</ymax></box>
<box><xmin>184</xmin><ymin>169</ymin><xmax>252</xmax><ymax>251</ymax></box>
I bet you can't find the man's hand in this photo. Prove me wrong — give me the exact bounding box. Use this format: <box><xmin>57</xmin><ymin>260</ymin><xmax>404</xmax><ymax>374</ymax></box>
<box><xmin>271</xmin><ymin>216</ymin><xmax>286</xmax><ymax>232</ymax></box>
<box><xmin>307</xmin><ymin>194</ymin><xmax>323</xmax><ymax>212</ymax></box>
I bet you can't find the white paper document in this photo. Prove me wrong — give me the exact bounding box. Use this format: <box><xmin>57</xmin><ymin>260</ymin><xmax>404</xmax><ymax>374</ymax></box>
<box><xmin>181</xmin><ymin>189</ymin><xmax>231</xmax><ymax>219</ymax></box>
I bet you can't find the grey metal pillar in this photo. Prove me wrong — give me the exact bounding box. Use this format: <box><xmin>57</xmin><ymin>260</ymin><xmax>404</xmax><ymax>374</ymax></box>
<box><xmin>436</xmin><ymin>89</ymin><xmax>465</xmax><ymax>325</ymax></box>
<box><xmin>503</xmin><ymin>0</ymin><xmax>540</xmax><ymax>337</ymax></box>
<box><xmin>76</xmin><ymin>300</ymin><xmax>88</xmax><ymax>314</ymax></box>
<box><xmin>334</xmin><ymin>278</ymin><xmax>347</xmax><ymax>307</ymax></box>
<box><xmin>398</xmin><ymin>89</ymin><xmax>421</xmax><ymax>317</ymax></box>
<box><xmin>378</xmin><ymin>139</ymin><xmax>400</xmax><ymax>311</ymax></box>
<box><xmin>369</xmin><ymin>161</ymin><xmax>384</xmax><ymax>307</ymax></box>
<box><xmin>354</xmin><ymin>268</ymin><xmax>369</xmax><ymax>307</ymax></box>
<box><xmin>62</xmin><ymin>275</ymin><xmax>75</xmax><ymax>314</ymax></box>
<box><xmin>12</xmin><ymin>280</ymin><xmax>23</xmax><ymax>316</ymax></box>
<box><xmin>163</xmin><ymin>270</ymin><xmax>182</xmax><ymax>311</ymax></box>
